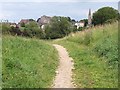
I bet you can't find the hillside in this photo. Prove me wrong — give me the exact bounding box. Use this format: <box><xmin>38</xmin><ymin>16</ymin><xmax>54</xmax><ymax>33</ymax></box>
<box><xmin>53</xmin><ymin>22</ymin><xmax>118</xmax><ymax>88</ymax></box>
<box><xmin>2</xmin><ymin>36</ymin><xmax>58</xmax><ymax>88</ymax></box>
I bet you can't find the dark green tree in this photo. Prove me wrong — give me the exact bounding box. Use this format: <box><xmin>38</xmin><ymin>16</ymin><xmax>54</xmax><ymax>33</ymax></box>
<box><xmin>20</xmin><ymin>22</ymin><xmax>25</xmax><ymax>27</ymax></box>
<box><xmin>45</xmin><ymin>16</ymin><xmax>72</xmax><ymax>39</ymax></box>
<box><xmin>29</xmin><ymin>19</ymin><xmax>35</xmax><ymax>21</ymax></box>
<box><xmin>93</xmin><ymin>7</ymin><xmax>119</xmax><ymax>25</ymax></box>
<box><xmin>23</xmin><ymin>21</ymin><xmax>45</xmax><ymax>38</ymax></box>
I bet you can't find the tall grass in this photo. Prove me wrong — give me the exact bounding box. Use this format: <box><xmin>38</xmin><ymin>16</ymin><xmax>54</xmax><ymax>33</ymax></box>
<box><xmin>2</xmin><ymin>35</ymin><xmax>58</xmax><ymax>88</ymax></box>
<box><xmin>0</xmin><ymin>37</ymin><xmax>2</xmax><ymax>89</ymax></box>
<box><xmin>54</xmin><ymin>22</ymin><xmax>118</xmax><ymax>88</ymax></box>
<box><xmin>0</xmin><ymin>23</ymin><xmax>2</xmax><ymax>89</ymax></box>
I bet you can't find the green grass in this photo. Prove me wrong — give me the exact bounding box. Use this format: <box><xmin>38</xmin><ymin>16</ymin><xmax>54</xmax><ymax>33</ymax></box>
<box><xmin>2</xmin><ymin>35</ymin><xmax>58</xmax><ymax>88</ymax></box>
<box><xmin>0</xmin><ymin>37</ymin><xmax>2</xmax><ymax>89</ymax></box>
<box><xmin>53</xmin><ymin>22</ymin><xmax>118</xmax><ymax>88</ymax></box>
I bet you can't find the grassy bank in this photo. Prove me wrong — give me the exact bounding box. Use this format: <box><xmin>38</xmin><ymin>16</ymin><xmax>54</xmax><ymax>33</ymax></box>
<box><xmin>53</xmin><ymin>22</ymin><xmax>118</xmax><ymax>88</ymax></box>
<box><xmin>0</xmin><ymin>37</ymin><xmax>1</xmax><ymax>89</ymax></box>
<box><xmin>2</xmin><ymin>35</ymin><xmax>58</xmax><ymax>88</ymax></box>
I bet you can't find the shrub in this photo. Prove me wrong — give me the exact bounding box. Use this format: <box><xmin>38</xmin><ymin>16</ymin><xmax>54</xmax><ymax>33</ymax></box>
<box><xmin>2</xmin><ymin>23</ymin><xmax>11</xmax><ymax>34</ymax></box>
<box><xmin>10</xmin><ymin>26</ymin><xmax>21</xmax><ymax>36</ymax></box>
<box><xmin>20</xmin><ymin>22</ymin><xmax>25</xmax><ymax>27</ymax></box>
<box><xmin>23</xmin><ymin>21</ymin><xmax>45</xmax><ymax>39</ymax></box>
<box><xmin>93</xmin><ymin>36</ymin><xmax>118</xmax><ymax>67</ymax></box>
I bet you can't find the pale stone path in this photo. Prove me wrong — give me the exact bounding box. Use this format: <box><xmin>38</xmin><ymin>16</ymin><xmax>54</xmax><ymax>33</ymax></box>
<box><xmin>52</xmin><ymin>44</ymin><xmax>75</xmax><ymax>88</ymax></box>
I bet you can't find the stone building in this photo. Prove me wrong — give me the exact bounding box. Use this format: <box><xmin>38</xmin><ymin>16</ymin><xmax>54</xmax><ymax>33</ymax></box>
<box><xmin>37</xmin><ymin>15</ymin><xmax>51</xmax><ymax>29</ymax></box>
<box><xmin>88</xmin><ymin>9</ymin><xmax>92</xmax><ymax>27</ymax></box>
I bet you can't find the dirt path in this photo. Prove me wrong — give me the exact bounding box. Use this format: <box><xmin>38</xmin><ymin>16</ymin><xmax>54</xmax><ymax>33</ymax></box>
<box><xmin>52</xmin><ymin>44</ymin><xmax>75</xmax><ymax>88</ymax></box>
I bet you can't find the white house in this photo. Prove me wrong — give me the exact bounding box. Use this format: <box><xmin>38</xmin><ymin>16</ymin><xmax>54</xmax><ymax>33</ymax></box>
<box><xmin>75</xmin><ymin>21</ymin><xmax>85</xmax><ymax>29</ymax></box>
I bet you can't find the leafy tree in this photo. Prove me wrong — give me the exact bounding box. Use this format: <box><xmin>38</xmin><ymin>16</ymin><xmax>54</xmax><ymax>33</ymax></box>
<box><xmin>23</xmin><ymin>21</ymin><xmax>44</xmax><ymax>38</ymax></box>
<box><xmin>45</xmin><ymin>16</ymin><xmax>72</xmax><ymax>39</ymax></box>
<box><xmin>20</xmin><ymin>22</ymin><xmax>25</xmax><ymax>27</ymax></box>
<box><xmin>93</xmin><ymin>7</ymin><xmax>119</xmax><ymax>25</ymax></box>
<box><xmin>67</xmin><ymin>17</ymin><xmax>71</xmax><ymax>22</ymax></box>
<box><xmin>71</xmin><ymin>19</ymin><xmax>76</xmax><ymax>22</ymax></box>
<box><xmin>29</xmin><ymin>19</ymin><xmax>35</xmax><ymax>21</ymax></box>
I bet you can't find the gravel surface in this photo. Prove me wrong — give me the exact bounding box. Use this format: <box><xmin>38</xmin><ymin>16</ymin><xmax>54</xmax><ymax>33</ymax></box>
<box><xmin>52</xmin><ymin>44</ymin><xmax>75</xmax><ymax>88</ymax></box>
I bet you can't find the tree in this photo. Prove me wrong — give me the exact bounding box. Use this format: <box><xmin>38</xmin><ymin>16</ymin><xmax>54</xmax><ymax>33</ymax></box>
<box><xmin>45</xmin><ymin>16</ymin><xmax>72</xmax><ymax>39</ymax></box>
<box><xmin>23</xmin><ymin>21</ymin><xmax>44</xmax><ymax>38</ymax></box>
<box><xmin>29</xmin><ymin>19</ymin><xmax>35</xmax><ymax>21</ymax></box>
<box><xmin>71</xmin><ymin>19</ymin><xmax>76</xmax><ymax>22</ymax></box>
<box><xmin>20</xmin><ymin>22</ymin><xmax>25</xmax><ymax>27</ymax></box>
<box><xmin>93</xmin><ymin>7</ymin><xmax>119</xmax><ymax>25</ymax></box>
<box><xmin>67</xmin><ymin>17</ymin><xmax>71</xmax><ymax>22</ymax></box>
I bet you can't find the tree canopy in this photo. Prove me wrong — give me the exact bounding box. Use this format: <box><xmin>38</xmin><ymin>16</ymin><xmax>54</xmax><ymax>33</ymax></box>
<box><xmin>45</xmin><ymin>16</ymin><xmax>73</xmax><ymax>39</ymax></box>
<box><xmin>92</xmin><ymin>7</ymin><xmax>119</xmax><ymax>25</ymax></box>
<box><xmin>23</xmin><ymin>21</ymin><xmax>45</xmax><ymax>38</ymax></box>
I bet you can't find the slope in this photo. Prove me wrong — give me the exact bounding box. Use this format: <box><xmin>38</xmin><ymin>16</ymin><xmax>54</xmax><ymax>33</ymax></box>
<box><xmin>53</xmin><ymin>22</ymin><xmax>118</xmax><ymax>88</ymax></box>
<box><xmin>2</xmin><ymin>35</ymin><xmax>58</xmax><ymax>88</ymax></box>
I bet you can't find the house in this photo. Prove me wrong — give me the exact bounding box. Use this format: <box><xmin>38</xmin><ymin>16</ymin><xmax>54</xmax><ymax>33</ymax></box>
<box><xmin>19</xmin><ymin>19</ymin><xmax>29</xmax><ymax>25</ymax></box>
<box><xmin>79</xmin><ymin>21</ymin><xmax>85</xmax><ymax>27</ymax></box>
<box><xmin>37</xmin><ymin>15</ymin><xmax>51</xmax><ymax>29</ymax></box>
<box><xmin>75</xmin><ymin>21</ymin><xmax>85</xmax><ymax>29</ymax></box>
<box><xmin>18</xmin><ymin>19</ymin><xmax>37</xmax><ymax>28</ymax></box>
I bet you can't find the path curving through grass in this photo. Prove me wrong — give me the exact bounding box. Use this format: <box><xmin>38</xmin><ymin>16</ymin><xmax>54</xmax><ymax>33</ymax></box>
<box><xmin>52</xmin><ymin>44</ymin><xmax>75</xmax><ymax>88</ymax></box>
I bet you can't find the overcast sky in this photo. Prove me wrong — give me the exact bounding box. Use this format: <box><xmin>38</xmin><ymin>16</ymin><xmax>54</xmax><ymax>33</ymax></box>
<box><xmin>0</xmin><ymin>0</ymin><xmax>119</xmax><ymax>23</ymax></box>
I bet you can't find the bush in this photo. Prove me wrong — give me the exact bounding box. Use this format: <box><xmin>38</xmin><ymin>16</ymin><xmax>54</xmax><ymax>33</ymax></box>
<box><xmin>20</xmin><ymin>22</ymin><xmax>25</xmax><ymax>27</ymax></box>
<box><xmin>93</xmin><ymin>36</ymin><xmax>118</xmax><ymax>67</ymax></box>
<box><xmin>78</xmin><ymin>27</ymin><xmax>84</xmax><ymax>31</ymax></box>
<box><xmin>10</xmin><ymin>26</ymin><xmax>21</xmax><ymax>36</ymax></box>
<box><xmin>22</xmin><ymin>21</ymin><xmax>45</xmax><ymax>39</ymax></box>
<box><xmin>2</xmin><ymin>23</ymin><xmax>11</xmax><ymax>34</ymax></box>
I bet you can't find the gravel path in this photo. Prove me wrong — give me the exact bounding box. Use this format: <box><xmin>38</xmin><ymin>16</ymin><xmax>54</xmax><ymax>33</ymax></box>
<box><xmin>52</xmin><ymin>44</ymin><xmax>75</xmax><ymax>88</ymax></box>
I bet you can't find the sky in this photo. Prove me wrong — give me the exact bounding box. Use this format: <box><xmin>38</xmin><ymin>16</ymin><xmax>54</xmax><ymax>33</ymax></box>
<box><xmin>0</xmin><ymin>0</ymin><xmax>119</xmax><ymax>23</ymax></box>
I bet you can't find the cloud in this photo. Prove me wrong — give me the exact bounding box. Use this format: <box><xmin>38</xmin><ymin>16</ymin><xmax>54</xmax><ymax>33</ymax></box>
<box><xmin>0</xmin><ymin>2</ymin><xmax>118</xmax><ymax>23</ymax></box>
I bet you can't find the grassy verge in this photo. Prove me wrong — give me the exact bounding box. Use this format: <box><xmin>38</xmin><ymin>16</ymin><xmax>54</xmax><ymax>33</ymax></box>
<box><xmin>53</xmin><ymin>22</ymin><xmax>118</xmax><ymax>88</ymax></box>
<box><xmin>2</xmin><ymin>35</ymin><xmax>58</xmax><ymax>88</ymax></box>
<box><xmin>0</xmin><ymin>37</ymin><xmax>1</xmax><ymax>89</ymax></box>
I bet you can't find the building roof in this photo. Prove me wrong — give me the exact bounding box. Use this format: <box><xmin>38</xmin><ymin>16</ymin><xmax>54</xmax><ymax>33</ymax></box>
<box><xmin>37</xmin><ymin>15</ymin><xmax>51</xmax><ymax>25</ymax></box>
<box><xmin>19</xmin><ymin>19</ymin><xmax>29</xmax><ymax>24</ymax></box>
